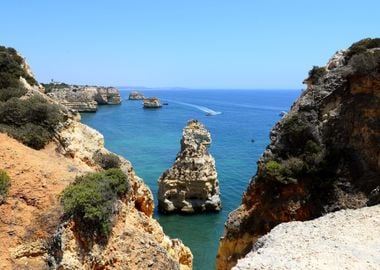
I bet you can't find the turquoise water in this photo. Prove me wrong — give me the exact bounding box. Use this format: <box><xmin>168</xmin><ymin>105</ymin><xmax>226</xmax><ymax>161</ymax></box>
<box><xmin>81</xmin><ymin>89</ymin><xmax>300</xmax><ymax>270</ymax></box>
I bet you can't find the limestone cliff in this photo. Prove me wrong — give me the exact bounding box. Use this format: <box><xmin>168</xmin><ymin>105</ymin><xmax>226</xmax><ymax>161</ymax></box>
<box><xmin>46</xmin><ymin>85</ymin><xmax>121</xmax><ymax>112</ymax></box>
<box><xmin>0</xmin><ymin>47</ymin><xmax>192</xmax><ymax>269</ymax></box>
<box><xmin>217</xmin><ymin>38</ymin><xmax>380</xmax><ymax>270</ymax></box>
<box><xmin>232</xmin><ymin>205</ymin><xmax>380</xmax><ymax>270</ymax></box>
<box><xmin>158</xmin><ymin>120</ymin><xmax>222</xmax><ymax>213</ymax></box>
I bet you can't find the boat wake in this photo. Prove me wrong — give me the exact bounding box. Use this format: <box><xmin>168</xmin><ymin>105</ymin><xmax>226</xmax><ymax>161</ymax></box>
<box><xmin>166</xmin><ymin>100</ymin><xmax>222</xmax><ymax>116</ymax></box>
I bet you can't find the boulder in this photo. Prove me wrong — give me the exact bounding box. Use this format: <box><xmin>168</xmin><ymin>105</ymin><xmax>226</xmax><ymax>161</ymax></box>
<box><xmin>143</xmin><ymin>97</ymin><xmax>162</xmax><ymax>108</ymax></box>
<box><xmin>128</xmin><ymin>91</ymin><xmax>145</xmax><ymax>100</ymax></box>
<box><xmin>158</xmin><ymin>119</ymin><xmax>222</xmax><ymax>213</ymax></box>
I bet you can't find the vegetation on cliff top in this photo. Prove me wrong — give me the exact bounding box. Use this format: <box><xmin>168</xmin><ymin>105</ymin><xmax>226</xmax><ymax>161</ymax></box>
<box><xmin>0</xmin><ymin>46</ymin><xmax>37</xmax><ymax>88</ymax></box>
<box><xmin>0</xmin><ymin>95</ymin><xmax>64</xmax><ymax>149</ymax></box>
<box><xmin>308</xmin><ymin>66</ymin><xmax>326</xmax><ymax>84</ymax></box>
<box><xmin>61</xmin><ymin>168</ymin><xmax>129</xmax><ymax>238</ymax></box>
<box><xmin>41</xmin><ymin>82</ymin><xmax>70</xmax><ymax>93</ymax></box>
<box><xmin>347</xmin><ymin>38</ymin><xmax>380</xmax><ymax>58</ymax></box>
<box><xmin>0</xmin><ymin>46</ymin><xmax>64</xmax><ymax>149</ymax></box>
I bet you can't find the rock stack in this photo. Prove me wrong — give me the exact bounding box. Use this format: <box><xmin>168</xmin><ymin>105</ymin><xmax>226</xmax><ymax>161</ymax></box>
<box><xmin>143</xmin><ymin>97</ymin><xmax>162</xmax><ymax>108</ymax></box>
<box><xmin>128</xmin><ymin>91</ymin><xmax>145</xmax><ymax>100</ymax></box>
<box><xmin>158</xmin><ymin>119</ymin><xmax>222</xmax><ymax>213</ymax></box>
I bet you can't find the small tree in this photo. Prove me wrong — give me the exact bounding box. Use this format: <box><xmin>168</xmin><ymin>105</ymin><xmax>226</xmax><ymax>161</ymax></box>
<box><xmin>61</xmin><ymin>169</ymin><xmax>129</xmax><ymax>239</ymax></box>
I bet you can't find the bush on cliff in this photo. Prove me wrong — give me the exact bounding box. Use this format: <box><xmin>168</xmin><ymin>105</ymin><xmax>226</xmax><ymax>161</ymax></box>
<box><xmin>41</xmin><ymin>82</ymin><xmax>70</xmax><ymax>93</ymax></box>
<box><xmin>0</xmin><ymin>95</ymin><xmax>64</xmax><ymax>149</ymax></box>
<box><xmin>349</xmin><ymin>50</ymin><xmax>380</xmax><ymax>74</ymax></box>
<box><xmin>61</xmin><ymin>168</ymin><xmax>129</xmax><ymax>238</ymax></box>
<box><xmin>0</xmin><ymin>87</ymin><xmax>27</xmax><ymax>101</ymax></box>
<box><xmin>0</xmin><ymin>46</ymin><xmax>38</xmax><ymax>88</ymax></box>
<box><xmin>347</xmin><ymin>38</ymin><xmax>380</xmax><ymax>59</ymax></box>
<box><xmin>94</xmin><ymin>152</ymin><xmax>121</xmax><ymax>169</ymax></box>
<box><xmin>0</xmin><ymin>170</ymin><xmax>11</xmax><ymax>204</ymax></box>
<box><xmin>308</xmin><ymin>66</ymin><xmax>326</xmax><ymax>84</ymax></box>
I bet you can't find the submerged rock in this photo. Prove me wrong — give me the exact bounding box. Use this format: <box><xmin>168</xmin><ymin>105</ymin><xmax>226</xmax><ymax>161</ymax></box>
<box><xmin>128</xmin><ymin>91</ymin><xmax>145</xmax><ymax>100</ymax></box>
<box><xmin>143</xmin><ymin>97</ymin><xmax>162</xmax><ymax>108</ymax></box>
<box><xmin>158</xmin><ymin>119</ymin><xmax>222</xmax><ymax>213</ymax></box>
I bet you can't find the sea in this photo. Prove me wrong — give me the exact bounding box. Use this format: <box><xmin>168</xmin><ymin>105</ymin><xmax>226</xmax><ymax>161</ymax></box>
<box><xmin>80</xmin><ymin>89</ymin><xmax>301</xmax><ymax>270</ymax></box>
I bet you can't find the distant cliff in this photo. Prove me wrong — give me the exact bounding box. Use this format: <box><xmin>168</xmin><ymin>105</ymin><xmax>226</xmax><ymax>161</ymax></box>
<box><xmin>0</xmin><ymin>46</ymin><xmax>192</xmax><ymax>269</ymax></box>
<box><xmin>45</xmin><ymin>84</ymin><xmax>121</xmax><ymax>112</ymax></box>
<box><xmin>217</xmin><ymin>38</ymin><xmax>380</xmax><ymax>270</ymax></box>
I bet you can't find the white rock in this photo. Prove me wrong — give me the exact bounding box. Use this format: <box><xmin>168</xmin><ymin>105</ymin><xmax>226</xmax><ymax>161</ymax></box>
<box><xmin>233</xmin><ymin>205</ymin><xmax>380</xmax><ymax>270</ymax></box>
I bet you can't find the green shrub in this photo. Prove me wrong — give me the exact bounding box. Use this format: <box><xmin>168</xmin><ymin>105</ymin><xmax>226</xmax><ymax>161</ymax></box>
<box><xmin>0</xmin><ymin>46</ymin><xmax>37</xmax><ymax>89</ymax></box>
<box><xmin>304</xmin><ymin>140</ymin><xmax>321</xmax><ymax>154</ymax></box>
<box><xmin>265</xmin><ymin>160</ymin><xmax>283</xmax><ymax>174</ymax></box>
<box><xmin>281</xmin><ymin>157</ymin><xmax>305</xmax><ymax>177</ymax></box>
<box><xmin>94</xmin><ymin>152</ymin><xmax>121</xmax><ymax>169</ymax></box>
<box><xmin>281</xmin><ymin>114</ymin><xmax>316</xmax><ymax>156</ymax></box>
<box><xmin>308</xmin><ymin>66</ymin><xmax>326</xmax><ymax>84</ymax></box>
<box><xmin>61</xmin><ymin>169</ymin><xmax>129</xmax><ymax>238</ymax></box>
<box><xmin>265</xmin><ymin>158</ymin><xmax>305</xmax><ymax>183</ymax></box>
<box><xmin>41</xmin><ymin>82</ymin><xmax>70</xmax><ymax>93</ymax></box>
<box><xmin>347</xmin><ymin>38</ymin><xmax>380</xmax><ymax>59</ymax></box>
<box><xmin>0</xmin><ymin>95</ymin><xmax>64</xmax><ymax>149</ymax></box>
<box><xmin>0</xmin><ymin>170</ymin><xmax>11</xmax><ymax>203</ymax></box>
<box><xmin>349</xmin><ymin>50</ymin><xmax>380</xmax><ymax>74</ymax></box>
<box><xmin>0</xmin><ymin>87</ymin><xmax>27</xmax><ymax>101</ymax></box>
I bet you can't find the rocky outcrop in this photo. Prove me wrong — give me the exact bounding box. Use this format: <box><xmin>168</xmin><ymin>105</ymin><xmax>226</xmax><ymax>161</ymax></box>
<box><xmin>0</xmin><ymin>48</ymin><xmax>192</xmax><ymax>269</ymax></box>
<box><xmin>217</xmin><ymin>38</ymin><xmax>380</xmax><ymax>270</ymax></box>
<box><xmin>0</xmin><ymin>132</ymin><xmax>193</xmax><ymax>270</ymax></box>
<box><xmin>47</xmin><ymin>85</ymin><xmax>121</xmax><ymax>112</ymax></box>
<box><xmin>158</xmin><ymin>120</ymin><xmax>221</xmax><ymax>213</ymax></box>
<box><xmin>94</xmin><ymin>87</ymin><xmax>121</xmax><ymax>105</ymax></box>
<box><xmin>143</xmin><ymin>97</ymin><xmax>162</xmax><ymax>108</ymax></box>
<box><xmin>128</xmin><ymin>91</ymin><xmax>145</xmax><ymax>100</ymax></box>
<box><xmin>232</xmin><ymin>205</ymin><xmax>380</xmax><ymax>270</ymax></box>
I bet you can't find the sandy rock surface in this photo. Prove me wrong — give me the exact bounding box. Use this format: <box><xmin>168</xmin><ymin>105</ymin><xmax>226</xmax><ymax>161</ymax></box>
<box><xmin>233</xmin><ymin>205</ymin><xmax>380</xmax><ymax>270</ymax></box>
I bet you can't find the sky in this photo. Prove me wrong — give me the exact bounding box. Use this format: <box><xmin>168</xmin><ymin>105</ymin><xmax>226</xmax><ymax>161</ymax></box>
<box><xmin>1</xmin><ymin>1</ymin><xmax>379</xmax><ymax>89</ymax></box>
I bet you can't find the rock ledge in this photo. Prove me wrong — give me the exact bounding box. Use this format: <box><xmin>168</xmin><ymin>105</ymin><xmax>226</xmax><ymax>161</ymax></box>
<box><xmin>233</xmin><ymin>205</ymin><xmax>380</xmax><ymax>270</ymax></box>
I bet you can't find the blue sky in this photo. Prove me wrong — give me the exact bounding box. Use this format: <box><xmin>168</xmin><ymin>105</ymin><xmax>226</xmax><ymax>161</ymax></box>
<box><xmin>1</xmin><ymin>1</ymin><xmax>379</xmax><ymax>89</ymax></box>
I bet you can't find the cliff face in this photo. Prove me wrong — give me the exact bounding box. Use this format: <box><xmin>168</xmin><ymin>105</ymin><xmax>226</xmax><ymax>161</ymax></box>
<box><xmin>47</xmin><ymin>85</ymin><xmax>121</xmax><ymax>112</ymax></box>
<box><xmin>0</xmin><ymin>48</ymin><xmax>192</xmax><ymax>269</ymax></box>
<box><xmin>158</xmin><ymin>120</ymin><xmax>221</xmax><ymax>213</ymax></box>
<box><xmin>217</xmin><ymin>38</ymin><xmax>380</xmax><ymax>270</ymax></box>
<box><xmin>232</xmin><ymin>205</ymin><xmax>380</xmax><ymax>270</ymax></box>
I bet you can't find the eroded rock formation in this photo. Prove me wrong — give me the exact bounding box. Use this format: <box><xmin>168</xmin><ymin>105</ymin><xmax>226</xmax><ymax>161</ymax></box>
<box><xmin>158</xmin><ymin>119</ymin><xmax>222</xmax><ymax>213</ymax></box>
<box><xmin>47</xmin><ymin>85</ymin><xmax>121</xmax><ymax>112</ymax></box>
<box><xmin>143</xmin><ymin>97</ymin><xmax>162</xmax><ymax>108</ymax></box>
<box><xmin>128</xmin><ymin>91</ymin><xmax>145</xmax><ymax>100</ymax></box>
<box><xmin>232</xmin><ymin>205</ymin><xmax>380</xmax><ymax>270</ymax></box>
<box><xmin>217</xmin><ymin>38</ymin><xmax>380</xmax><ymax>270</ymax></box>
